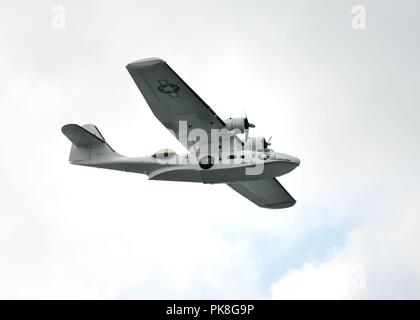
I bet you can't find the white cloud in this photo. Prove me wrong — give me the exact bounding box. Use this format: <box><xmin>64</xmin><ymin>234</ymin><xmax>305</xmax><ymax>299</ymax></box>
<box><xmin>271</xmin><ymin>186</ymin><xmax>420</xmax><ymax>299</ymax></box>
<box><xmin>271</xmin><ymin>260</ymin><xmax>366</xmax><ymax>300</ymax></box>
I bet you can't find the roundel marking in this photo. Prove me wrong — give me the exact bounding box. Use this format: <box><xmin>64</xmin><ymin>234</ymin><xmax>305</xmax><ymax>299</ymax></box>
<box><xmin>157</xmin><ymin>80</ymin><xmax>180</xmax><ymax>98</ymax></box>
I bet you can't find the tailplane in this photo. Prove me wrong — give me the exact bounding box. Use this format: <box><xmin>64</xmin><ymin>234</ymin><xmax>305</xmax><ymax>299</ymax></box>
<box><xmin>61</xmin><ymin>124</ymin><xmax>119</xmax><ymax>162</ymax></box>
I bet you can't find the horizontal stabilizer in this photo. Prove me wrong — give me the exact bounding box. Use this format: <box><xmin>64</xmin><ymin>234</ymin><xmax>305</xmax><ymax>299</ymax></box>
<box><xmin>61</xmin><ymin>123</ymin><xmax>117</xmax><ymax>162</ymax></box>
<box><xmin>61</xmin><ymin>124</ymin><xmax>106</xmax><ymax>147</ymax></box>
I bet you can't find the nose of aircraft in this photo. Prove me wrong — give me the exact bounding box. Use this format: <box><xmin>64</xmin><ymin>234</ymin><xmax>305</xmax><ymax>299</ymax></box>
<box><xmin>292</xmin><ymin>156</ymin><xmax>300</xmax><ymax>166</ymax></box>
<box><xmin>283</xmin><ymin>154</ymin><xmax>300</xmax><ymax>166</ymax></box>
<box><xmin>274</xmin><ymin>153</ymin><xmax>300</xmax><ymax>166</ymax></box>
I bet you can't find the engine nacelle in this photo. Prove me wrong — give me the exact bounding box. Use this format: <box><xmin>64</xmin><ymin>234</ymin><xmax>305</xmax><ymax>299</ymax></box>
<box><xmin>224</xmin><ymin>117</ymin><xmax>255</xmax><ymax>133</ymax></box>
<box><xmin>244</xmin><ymin>137</ymin><xmax>270</xmax><ymax>151</ymax></box>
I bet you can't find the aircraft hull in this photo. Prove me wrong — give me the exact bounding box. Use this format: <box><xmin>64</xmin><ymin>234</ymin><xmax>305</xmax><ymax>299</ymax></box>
<box><xmin>148</xmin><ymin>160</ymin><xmax>299</xmax><ymax>184</ymax></box>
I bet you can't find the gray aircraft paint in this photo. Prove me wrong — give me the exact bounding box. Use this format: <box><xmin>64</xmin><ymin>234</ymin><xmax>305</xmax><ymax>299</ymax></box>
<box><xmin>62</xmin><ymin>58</ymin><xmax>300</xmax><ymax>209</ymax></box>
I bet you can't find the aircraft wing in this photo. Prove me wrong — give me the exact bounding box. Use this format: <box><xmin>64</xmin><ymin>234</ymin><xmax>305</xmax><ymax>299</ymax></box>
<box><xmin>227</xmin><ymin>178</ymin><xmax>296</xmax><ymax>209</ymax></box>
<box><xmin>126</xmin><ymin>58</ymin><xmax>243</xmax><ymax>151</ymax></box>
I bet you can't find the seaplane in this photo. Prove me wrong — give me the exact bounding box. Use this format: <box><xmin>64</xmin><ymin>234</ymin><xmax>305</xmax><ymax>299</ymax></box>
<box><xmin>62</xmin><ymin>58</ymin><xmax>300</xmax><ymax>209</ymax></box>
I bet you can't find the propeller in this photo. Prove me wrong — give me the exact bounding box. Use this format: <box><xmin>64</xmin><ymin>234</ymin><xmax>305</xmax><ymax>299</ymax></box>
<box><xmin>257</xmin><ymin>126</ymin><xmax>272</xmax><ymax>149</ymax></box>
<box><xmin>244</xmin><ymin>113</ymin><xmax>255</xmax><ymax>141</ymax></box>
<box><xmin>244</xmin><ymin>116</ymin><xmax>256</xmax><ymax>129</ymax></box>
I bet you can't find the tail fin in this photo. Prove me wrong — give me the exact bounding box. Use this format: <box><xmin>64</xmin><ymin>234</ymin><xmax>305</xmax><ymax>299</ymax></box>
<box><xmin>61</xmin><ymin>124</ymin><xmax>118</xmax><ymax>162</ymax></box>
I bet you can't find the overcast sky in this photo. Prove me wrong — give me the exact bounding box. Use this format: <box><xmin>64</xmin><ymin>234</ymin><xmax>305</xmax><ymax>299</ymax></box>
<box><xmin>1</xmin><ymin>0</ymin><xmax>420</xmax><ymax>299</ymax></box>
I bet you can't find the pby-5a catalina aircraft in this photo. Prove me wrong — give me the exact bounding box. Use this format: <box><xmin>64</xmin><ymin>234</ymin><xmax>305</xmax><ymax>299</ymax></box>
<box><xmin>62</xmin><ymin>58</ymin><xmax>300</xmax><ymax>209</ymax></box>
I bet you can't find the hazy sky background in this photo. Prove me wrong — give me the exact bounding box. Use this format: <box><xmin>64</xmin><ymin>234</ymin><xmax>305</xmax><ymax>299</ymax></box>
<box><xmin>1</xmin><ymin>0</ymin><xmax>420</xmax><ymax>299</ymax></box>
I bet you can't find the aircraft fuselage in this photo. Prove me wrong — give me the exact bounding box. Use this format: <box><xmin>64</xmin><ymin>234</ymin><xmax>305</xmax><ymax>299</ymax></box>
<box><xmin>75</xmin><ymin>151</ymin><xmax>300</xmax><ymax>184</ymax></box>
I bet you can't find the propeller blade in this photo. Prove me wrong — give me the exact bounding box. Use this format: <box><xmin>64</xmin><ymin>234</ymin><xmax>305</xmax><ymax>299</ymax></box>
<box><xmin>244</xmin><ymin>116</ymin><xmax>256</xmax><ymax>129</ymax></box>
